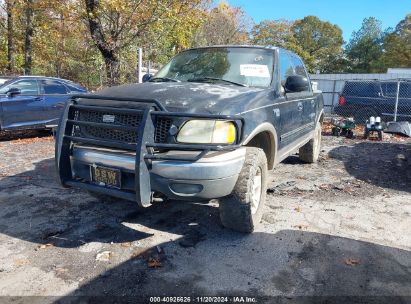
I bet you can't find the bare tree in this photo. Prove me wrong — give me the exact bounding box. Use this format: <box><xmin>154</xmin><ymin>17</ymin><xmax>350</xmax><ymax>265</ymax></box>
<box><xmin>192</xmin><ymin>1</ymin><xmax>252</xmax><ymax>47</ymax></box>
<box><xmin>84</xmin><ymin>0</ymin><xmax>206</xmax><ymax>86</ymax></box>
<box><xmin>84</xmin><ymin>0</ymin><xmax>165</xmax><ymax>86</ymax></box>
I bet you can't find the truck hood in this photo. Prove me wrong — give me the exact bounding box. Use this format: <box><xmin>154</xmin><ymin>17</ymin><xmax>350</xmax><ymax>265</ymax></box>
<box><xmin>96</xmin><ymin>82</ymin><xmax>266</xmax><ymax>114</ymax></box>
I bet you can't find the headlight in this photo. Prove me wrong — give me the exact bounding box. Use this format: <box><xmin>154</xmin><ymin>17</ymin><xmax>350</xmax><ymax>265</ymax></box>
<box><xmin>177</xmin><ymin>120</ymin><xmax>236</xmax><ymax>144</ymax></box>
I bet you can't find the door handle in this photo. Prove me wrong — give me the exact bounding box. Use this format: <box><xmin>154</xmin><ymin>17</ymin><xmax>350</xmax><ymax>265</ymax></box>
<box><xmin>297</xmin><ymin>102</ymin><xmax>303</xmax><ymax>111</ymax></box>
<box><xmin>34</xmin><ymin>97</ymin><xmax>43</xmax><ymax>101</ymax></box>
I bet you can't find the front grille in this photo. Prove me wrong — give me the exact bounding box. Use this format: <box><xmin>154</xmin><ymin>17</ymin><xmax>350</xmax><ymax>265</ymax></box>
<box><xmin>73</xmin><ymin>109</ymin><xmax>142</xmax><ymax>144</ymax></box>
<box><xmin>155</xmin><ymin>117</ymin><xmax>172</xmax><ymax>143</ymax></box>
<box><xmin>71</xmin><ymin>107</ymin><xmax>172</xmax><ymax>146</ymax></box>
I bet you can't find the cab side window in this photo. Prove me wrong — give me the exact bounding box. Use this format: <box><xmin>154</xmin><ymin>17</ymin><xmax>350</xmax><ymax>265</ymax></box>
<box><xmin>279</xmin><ymin>51</ymin><xmax>294</xmax><ymax>86</ymax></box>
<box><xmin>41</xmin><ymin>80</ymin><xmax>67</xmax><ymax>94</ymax></box>
<box><xmin>0</xmin><ymin>80</ymin><xmax>39</xmax><ymax>95</ymax></box>
<box><xmin>291</xmin><ymin>55</ymin><xmax>311</xmax><ymax>93</ymax></box>
<box><xmin>291</xmin><ymin>55</ymin><xmax>309</xmax><ymax>79</ymax></box>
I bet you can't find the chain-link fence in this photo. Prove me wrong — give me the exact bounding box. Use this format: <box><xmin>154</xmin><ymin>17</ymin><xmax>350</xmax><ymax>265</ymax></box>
<box><xmin>325</xmin><ymin>79</ymin><xmax>411</xmax><ymax>125</ymax></box>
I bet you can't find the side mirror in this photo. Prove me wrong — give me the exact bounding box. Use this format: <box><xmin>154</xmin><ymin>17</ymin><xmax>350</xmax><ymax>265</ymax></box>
<box><xmin>142</xmin><ymin>74</ymin><xmax>153</xmax><ymax>83</ymax></box>
<box><xmin>284</xmin><ymin>75</ymin><xmax>309</xmax><ymax>93</ymax></box>
<box><xmin>6</xmin><ymin>87</ymin><xmax>21</xmax><ymax>97</ymax></box>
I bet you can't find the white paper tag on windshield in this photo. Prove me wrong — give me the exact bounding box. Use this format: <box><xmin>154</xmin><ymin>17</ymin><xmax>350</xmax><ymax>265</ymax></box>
<box><xmin>240</xmin><ymin>64</ymin><xmax>270</xmax><ymax>78</ymax></box>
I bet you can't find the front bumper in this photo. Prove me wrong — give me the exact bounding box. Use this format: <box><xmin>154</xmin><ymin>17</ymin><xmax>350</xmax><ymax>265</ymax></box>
<box><xmin>70</xmin><ymin>145</ymin><xmax>245</xmax><ymax>201</ymax></box>
<box><xmin>55</xmin><ymin>95</ymin><xmax>245</xmax><ymax>206</ymax></box>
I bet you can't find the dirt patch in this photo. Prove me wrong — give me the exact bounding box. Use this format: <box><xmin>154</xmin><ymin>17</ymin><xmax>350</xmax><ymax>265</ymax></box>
<box><xmin>0</xmin><ymin>132</ymin><xmax>410</xmax><ymax>298</ymax></box>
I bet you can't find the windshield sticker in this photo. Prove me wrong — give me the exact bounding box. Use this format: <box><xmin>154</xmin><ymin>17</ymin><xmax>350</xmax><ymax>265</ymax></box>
<box><xmin>240</xmin><ymin>64</ymin><xmax>270</xmax><ymax>78</ymax></box>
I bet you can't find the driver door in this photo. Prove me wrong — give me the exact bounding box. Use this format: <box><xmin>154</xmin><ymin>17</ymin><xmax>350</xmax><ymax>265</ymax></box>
<box><xmin>0</xmin><ymin>79</ymin><xmax>44</xmax><ymax>130</ymax></box>
<box><xmin>275</xmin><ymin>50</ymin><xmax>305</xmax><ymax>149</ymax></box>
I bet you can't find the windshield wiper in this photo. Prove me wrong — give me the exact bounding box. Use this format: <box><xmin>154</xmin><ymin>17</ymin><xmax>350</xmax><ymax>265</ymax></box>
<box><xmin>187</xmin><ymin>77</ymin><xmax>247</xmax><ymax>87</ymax></box>
<box><xmin>149</xmin><ymin>77</ymin><xmax>180</xmax><ymax>82</ymax></box>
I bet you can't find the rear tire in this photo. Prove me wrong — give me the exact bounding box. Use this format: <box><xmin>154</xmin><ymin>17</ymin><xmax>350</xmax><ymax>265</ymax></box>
<box><xmin>299</xmin><ymin>122</ymin><xmax>322</xmax><ymax>163</ymax></box>
<box><xmin>218</xmin><ymin>147</ymin><xmax>267</xmax><ymax>233</ymax></box>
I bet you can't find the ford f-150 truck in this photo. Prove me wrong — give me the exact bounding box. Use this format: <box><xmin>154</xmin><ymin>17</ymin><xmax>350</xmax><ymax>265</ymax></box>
<box><xmin>55</xmin><ymin>46</ymin><xmax>324</xmax><ymax>233</ymax></box>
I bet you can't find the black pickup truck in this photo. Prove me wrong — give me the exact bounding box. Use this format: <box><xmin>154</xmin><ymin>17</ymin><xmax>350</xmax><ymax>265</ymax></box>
<box><xmin>55</xmin><ymin>46</ymin><xmax>324</xmax><ymax>233</ymax></box>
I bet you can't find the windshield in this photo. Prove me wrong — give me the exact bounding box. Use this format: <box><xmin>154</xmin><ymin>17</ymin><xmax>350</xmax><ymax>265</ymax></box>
<box><xmin>154</xmin><ymin>47</ymin><xmax>274</xmax><ymax>88</ymax></box>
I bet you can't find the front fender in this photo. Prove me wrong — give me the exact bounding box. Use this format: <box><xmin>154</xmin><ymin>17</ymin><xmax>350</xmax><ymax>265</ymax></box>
<box><xmin>242</xmin><ymin>122</ymin><xmax>278</xmax><ymax>169</ymax></box>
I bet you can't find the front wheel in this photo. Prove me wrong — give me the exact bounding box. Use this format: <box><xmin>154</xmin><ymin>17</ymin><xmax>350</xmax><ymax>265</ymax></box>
<box><xmin>299</xmin><ymin>122</ymin><xmax>322</xmax><ymax>163</ymax></box>
<box><xmin>218</xmin><ymin>147</ymin><xmax>268</xmax><ymax>233</ymax></box>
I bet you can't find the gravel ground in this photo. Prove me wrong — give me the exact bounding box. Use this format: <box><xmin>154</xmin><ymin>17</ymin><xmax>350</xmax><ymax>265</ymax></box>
<box><xmin>0</xmin><ymin>130</ymin><xmax>410</xmax><ymax>302</ymax></box>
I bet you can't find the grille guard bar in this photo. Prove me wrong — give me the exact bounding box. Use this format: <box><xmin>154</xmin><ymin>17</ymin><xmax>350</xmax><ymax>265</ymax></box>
<box><xmin>65</xmin><ymin>94</ymin><xmax>245</xmax><ymax>156</ymax></box>
<box><xmin>56</xmin><ymin>94</ymin><xmax>245</xmax><ymax>207</ymax></box>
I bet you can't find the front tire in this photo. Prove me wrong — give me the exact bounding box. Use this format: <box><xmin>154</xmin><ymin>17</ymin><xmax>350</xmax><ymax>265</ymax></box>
<box><xmin>218</xmin><ymin>147</ymin><xmax>268</xmax><ymax>233</ymax></box>
<box><xmin>299</xmin><ymin>122</ymin><xmax>322</xmax><ymax>163</ymax></box>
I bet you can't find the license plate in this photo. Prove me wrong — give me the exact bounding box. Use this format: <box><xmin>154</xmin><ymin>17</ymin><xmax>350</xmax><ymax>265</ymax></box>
<box><xmin>91</xmin><ymin>165</ymin><xmax>121</xmax><ymax>189</ymax></box>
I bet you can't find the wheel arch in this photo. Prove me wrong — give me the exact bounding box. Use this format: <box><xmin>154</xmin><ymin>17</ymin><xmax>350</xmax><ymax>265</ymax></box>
<box><xmin>242</xmin><ymin>122</ymin><xmax>278</xmax><ymax>170</ymax></box>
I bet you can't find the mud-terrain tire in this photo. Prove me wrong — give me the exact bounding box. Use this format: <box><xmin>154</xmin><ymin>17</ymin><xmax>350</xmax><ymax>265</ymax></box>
<box><xmin>87</xmin><ymin>191</ymin><xmax>124</xmax><ymax>203</ymax></box>
<box><xmin>299</xmin><ymin>122</ymin><xmax>322</xmax><ymax>163</ymax></box>
<box><xmin>218</xmin><ymin>147</ymin><xmax>267</xmax><ymax>233</ymax></box>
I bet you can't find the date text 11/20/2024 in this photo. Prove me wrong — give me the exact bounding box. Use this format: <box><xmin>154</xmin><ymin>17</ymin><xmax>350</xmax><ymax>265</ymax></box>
<box><xmin>149</xmin><ymin>296</ymin><xmax>257</xmax><ymax>303</ymax></box>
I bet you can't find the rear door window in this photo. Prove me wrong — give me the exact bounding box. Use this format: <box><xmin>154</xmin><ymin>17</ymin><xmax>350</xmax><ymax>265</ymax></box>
<box><xmin>41</xmin><ymin>80</ymin><xmax>68</xmax><ymax>94</ymax></box>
